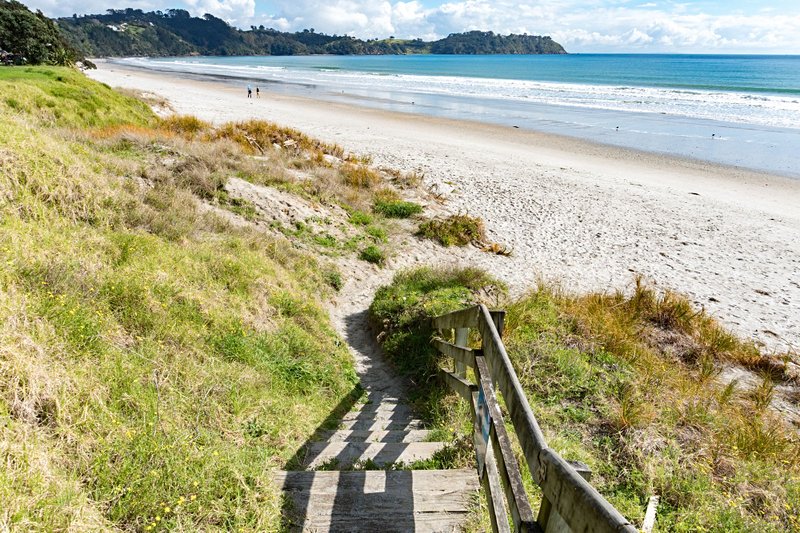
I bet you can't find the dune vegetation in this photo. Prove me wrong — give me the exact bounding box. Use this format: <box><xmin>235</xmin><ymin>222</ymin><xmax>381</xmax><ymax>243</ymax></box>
<box><xmin>3</xmin><ymin>65</ymin><xmax>798</xmax><ymax>533</ymax></box>
<box><xmin>370</xmin><ymin>267</ymin><xmax>799</xmax><ymax>532</ymax></box>
<box><xmin>0</xmin><ymin>66</ymin><xmax>425</xmax><ymax>530</ymax></box>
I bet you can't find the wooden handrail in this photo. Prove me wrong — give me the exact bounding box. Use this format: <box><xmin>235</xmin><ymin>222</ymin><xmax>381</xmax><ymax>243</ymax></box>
<box><xmin>432</xmin><ymin>304</ymin><xmax>637</xmax><ymax>533</ymax></box>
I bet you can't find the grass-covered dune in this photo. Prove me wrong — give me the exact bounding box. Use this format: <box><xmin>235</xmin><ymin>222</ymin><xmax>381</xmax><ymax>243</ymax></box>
<box><xmin>371</xmin><ymin>267</ymin><xmax>800</xmax><ymax>532</ymax></box>
<box><xmin>0</xmin><ymin>67</ymin><xmax>360</xmax><ymax>530</ymax></box>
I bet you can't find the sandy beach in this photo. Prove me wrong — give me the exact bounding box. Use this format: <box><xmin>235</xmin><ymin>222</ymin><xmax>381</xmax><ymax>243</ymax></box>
<box><xmin>87</xmin><ymin>61</ymin><xmax>800</xmax><ymax>353</ymax></box>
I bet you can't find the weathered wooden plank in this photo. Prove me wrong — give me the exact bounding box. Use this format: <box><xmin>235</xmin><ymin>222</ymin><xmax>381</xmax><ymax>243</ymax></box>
<box><xmin>432</xmin><ymin>338</ymin><xmax>477</xmax><ymax>370</ymax></box>
<box><xmin>476</xmin><ymin>305</ymin><xmax>548</xmax><ymax>476</ymax></box>
<box><xmin>305</xmin><ymin>442</ymin><xmax>445</xmax><ymax>469</ymax></box>
<box><xmin>339</xmin><ymin>409</ymin><xmax>416</xmax><ymax>422</ymax></box>
<box><xmin>489</xmin><ymin>310</ymin><xmax>506</xmax><ymax>338</ymax></box>
<box><xmin>337</xmin><ymin>418</ymin><xmax>425</xmax><ymax>431</ymax></box>
<box><xmin>476</xmin><ymin>304</ymin><xmax>636</xmax><ymax>533</ymax></box>
<box><xmin>343</xmin><ymin>402</ymin><xmax>415</xmax><ymax>418</ymax></box>
<box><xmin>537</xmin><ymin>448</ymin><xmax>637</xmax><ymax>533</ymax></box>
<box><xmin>474</xmin><ymin>356</ymin><xmax>537</xmax><ymax>532</ymax></box>
<box><xmin>642</xmin><ymin>495</ymin><xmax>660</xmax><ymax>533</ymax></box>
<box><xmin>471</xmin><ymin>394</ymin><xmax>511</xmax><ymax>533</ymax></box>
<box><xmin>439</xmin><ymin>369</ymin><xmax>477</xmax><ymax>401</ymax></box>
<box><xmin>538</xmin><ymin>461</ymin><xmax>591</xmax><ymax>533</ymax></box>
<box><xmin>314</xmin><ymin>429</ymin><xmax>433</xmax><ymax>443</ymax></box>
<box><xmin>274</xmin><ymin>469</ymin><xmax>479</xmax><ymax>532</ymax></box>
<box><xmin>455</xmin><ymin>327</ymin><xmax>469</xmax><ymax>378</ymax></box>
<box><xmin>482</xmin><ymin>440</ymin><xmax>512</xmax><ymax>533</ymax></box>
<box><xmin>432</xmin><ymin>305</ymin><xmax>480</xmax><ymax>329</ymax></box>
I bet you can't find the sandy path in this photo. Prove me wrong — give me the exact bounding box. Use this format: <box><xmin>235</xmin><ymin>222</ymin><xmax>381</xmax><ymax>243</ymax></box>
<box><xmin>88</xmin><ymin>63</ymin><xmax>800</xmax><ymax>353</ymax></box>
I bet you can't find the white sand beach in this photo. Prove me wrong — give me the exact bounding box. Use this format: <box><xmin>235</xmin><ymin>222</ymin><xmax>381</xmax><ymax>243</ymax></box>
<box><xmin>87</xmin><ymin>61</ymin><xmax>800</xmax><ymax>353</ymax></box>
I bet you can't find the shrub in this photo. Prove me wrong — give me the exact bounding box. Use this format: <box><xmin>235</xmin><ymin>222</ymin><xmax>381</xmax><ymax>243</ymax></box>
<box><xmin>359</xmin><ymin>245</ymin><xmax>385</xmax><ymax>266</ymax></box>
<box><xmin>417</xmin><ymin>214</ymin><xmax>485</xmax><ymax>246</ymax></box>
<box><xmin>373</xmin><ymin>199</ymin><xmax>423</xmax><ymax>218</ymax></box>
<box><xmin>323</xmin><ymin>269</ymin><xmax>344</xmax><ymax>291</ymax></box>
<box><xmin>313</xmin><ymin>233</ymin><xmax>337</xmax><ymax>247</ymax></box>
<box><xmin>366</xmin><ymin>225</ymin><xmax>387</xmax><ymax>243</ymax></box>
<box><xmin>160</xmin><ymin>115</ymin><xmax>210</xmax><ymax>139</ymax></box>
<box><xmin>369</xmin><ymin>266</ymin><xmax>504</xmax><ymax>422</ymax></box>
<box><xmin>340</xmin><ymin>163</ymin><xmax>382</xmax><ymax>189</ymax></box>
<box><xmin>380</xmin><ymin>167</ymin><xmax>424</xmax><ymax>188</ymax></box>
<box><xmin>502</xmin><ymin>283</ymin><xmax>800</xmax><ymax>530</ymax></box>
<box><xmin>371</xmin><ymin>189</ymin><xmax>423</xmax><ymax>218</ymax></box>
<box><xmin>348</xmin><ymin>210</ymin><xmax>373</xmax><ymax>226</ymax></box>
<box><xmin>212</xmin><ymin>119</ymin><xmax>342</xmax><ymax>157</ymax></box>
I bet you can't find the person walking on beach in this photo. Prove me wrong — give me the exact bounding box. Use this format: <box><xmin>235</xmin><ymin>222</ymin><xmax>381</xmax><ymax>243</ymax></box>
<box><xmin>247</xmin><ymin>84</ymin><xmax>252</xmax><ymax>98</ymax></box>
<box><xmin>256</xmin><ymin>87</ymin><xmax>260</xmax><ymax>98</ymax></box>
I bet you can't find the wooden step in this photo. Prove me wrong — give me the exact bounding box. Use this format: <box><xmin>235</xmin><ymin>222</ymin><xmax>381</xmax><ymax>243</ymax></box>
<box><xmin>358</xmin><ymin>395</ymin><xmax>403</xmax><ymax>405</ymax></box>
<box><xmin>349</xmin><ymin>401</ymin><xmax>414</xmax><ymax>414</ymax></box>
<box><xmin>314</xmin><ymin>429</ymin><xmax>433</xmax><ymax>443</ymax></box>
<box><xmin>338</xmin><ymin>418</ymin><xmax>426</xmax><ymax>431</ymax></box>
<box><xmin>340</xmin><ymin>406</ymin><xmax>415</xmax><ymax>422</ymax></box>
<box><xmin>304</xmin><ymin>441</ymin><xmax>446</xmax><ymax>469</ymax></box>
<box><xmin>274</xmin><ymin>469</ymin><xmax>479</xmax><ymax>532</ymax></box>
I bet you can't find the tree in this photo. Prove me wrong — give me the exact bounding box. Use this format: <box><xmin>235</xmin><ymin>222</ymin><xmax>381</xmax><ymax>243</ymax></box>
<box><xmin>51</xmin><ymin>9</ymin><xmax>567</xmax><ymax>58</ymax></box>
<box><xmin>0</xmin><ymin>0</ymin><xmax>82</xmax><ymax>65</ymax></box>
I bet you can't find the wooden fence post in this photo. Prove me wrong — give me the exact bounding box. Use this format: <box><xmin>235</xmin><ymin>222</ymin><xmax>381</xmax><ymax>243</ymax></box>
<box><xmin>432</xmin><ymin>305</ymin><xmax>636</xmax><ymax>533</ymax></box>
<box><xmin>538</xmin><ymin>462</ymin><xmax>592</xmax><ymax>533</ymax></box>
<box><xmin>454</xmin><ymin>327</ymin><xmax>469</xmax><ymax>378</ymax></box>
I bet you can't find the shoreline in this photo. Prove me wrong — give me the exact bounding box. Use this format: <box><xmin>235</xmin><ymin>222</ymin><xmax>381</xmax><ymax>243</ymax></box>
<box><xmin>87</xmin><ymin>60</ymin><xmax>800</xmax><ymax>352</ymax></box>
<box><xmin>109</xmin><ymin>56</ymin><xmax>800</xmax><ymax>179</ymax></box>
<box><xmin>98</xmin><ymin>60</ymin><xmax>800</xmax><ymax>192</ymax></box>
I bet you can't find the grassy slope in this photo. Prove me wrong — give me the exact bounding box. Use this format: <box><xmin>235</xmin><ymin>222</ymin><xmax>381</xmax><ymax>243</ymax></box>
<box><xmin>371</xmin><ymin>268</ymin><xmax>799</xmax><ymax>532</ymax></box>
<box><xmin>0</xmin><ymin>67</ymin><xmax>358</xmax><ymax>530</ymax></box>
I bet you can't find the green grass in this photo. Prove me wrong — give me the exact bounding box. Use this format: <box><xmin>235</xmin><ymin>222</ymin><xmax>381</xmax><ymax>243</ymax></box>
<box><xmin>373</xmin><ymin>199</ymin><xmax>424</xmax><ymax>218</ymax></box>
<box><xmin>0</xmin><ymin>66</ymin><xmax>154</xmax><ymax>128</ymax></box>
<box><xmin>365</xmin><ymin>225</ymin><xmax>388</xmax><ymax>243</ymax></box>
<box><xmin>359</xmin><ymin>245</ymin><xmax>386</xmax><ymax>265</ymax></box>
<box><xmin>417</xmin><ymin>214</ymin><xmax>486</xmax><ymax>246</ymax></box>
<box><xmin>323</xmin><ymin>269</ymin><xmax>344</xmax><ymax>291</ymax></box>
<box><xmin>369</xmin><ymin>267</ymin><xmax>505</xmax><ymax>431</ymax></box>
<box><xmin>212</xmin><ymin>119</ymin><xmax>343</xmax><ymax>159</ymax></box>
<box><xmin>0</xmin><ymin>67</ymin><xmax>358</xmax><ymax>530</ymax></box>
<box><xmin>370</xmin><ymin>268</ymin><xmax>800</xmax><ymax>532</ymax></box>
<box><xmin>340</xmin><ymin>163</ymin><xmax>382</xmax><ymax>189</ymax></box>
<box><xmin>348</xmin><ymin>210</ymin><xmax>373</xmax><ymax>226</ymax></box>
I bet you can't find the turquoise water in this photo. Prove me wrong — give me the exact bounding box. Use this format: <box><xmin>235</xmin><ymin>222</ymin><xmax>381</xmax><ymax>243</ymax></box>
<box><xmin>126</xmin><ymin>54</ymin><xmax>800</xmax><ymax>176</ymax></box>
<box><xmin>163</xmin><ymin>54</ymin><xmax>800</xmax><ymax>95</ymax></box>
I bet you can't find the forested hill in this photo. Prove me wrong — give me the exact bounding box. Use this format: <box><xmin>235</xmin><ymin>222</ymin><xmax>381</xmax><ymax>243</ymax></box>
<box><xmin>0</xmin><ymin>0</ymin><xmax>82</xmax><ymax>65</ymax></box>
<box><xmin>56</xmin><ymin>9</ymin><xmax>567</xmax><ymax>57</ymax></box>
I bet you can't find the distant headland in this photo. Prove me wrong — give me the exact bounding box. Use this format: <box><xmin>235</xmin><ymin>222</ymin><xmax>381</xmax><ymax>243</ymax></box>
<box><xmin>54</xmin><ymin>8</ymin><xmax>567</xmax><ymax>58</ymax></box>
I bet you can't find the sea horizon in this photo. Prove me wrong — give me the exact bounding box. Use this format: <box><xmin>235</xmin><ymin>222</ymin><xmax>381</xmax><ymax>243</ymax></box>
<box><xmin>117</xmin><ymin>53</ymin><xmax>800</xmax><ymax>178</ymax></box>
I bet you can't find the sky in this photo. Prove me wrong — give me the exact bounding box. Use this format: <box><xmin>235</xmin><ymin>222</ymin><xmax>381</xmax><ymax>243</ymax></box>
<box><xmin>28</xmin><ymin>0</ymin><xmax>800</xmax><ymax>53</ymax></box>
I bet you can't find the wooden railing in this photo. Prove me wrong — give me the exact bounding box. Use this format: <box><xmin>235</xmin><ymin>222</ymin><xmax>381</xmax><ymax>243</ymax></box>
<box><xmin>432</xmin><ymin>304</ymin><xmax>637</xmax><ymax>533</ymax></box>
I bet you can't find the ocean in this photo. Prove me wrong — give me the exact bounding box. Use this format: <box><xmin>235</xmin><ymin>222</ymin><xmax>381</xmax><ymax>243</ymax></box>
<box><xmin>120</xmin><ymin>54</ymin><xmax>800</xmax><ymax>177</ymax></box>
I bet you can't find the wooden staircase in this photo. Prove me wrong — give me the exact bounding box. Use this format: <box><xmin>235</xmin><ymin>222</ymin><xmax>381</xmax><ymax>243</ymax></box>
<box><xmin>274</xmin><ymin>391</ymin><xmax>479</xmax><ymax>532</ymax></box>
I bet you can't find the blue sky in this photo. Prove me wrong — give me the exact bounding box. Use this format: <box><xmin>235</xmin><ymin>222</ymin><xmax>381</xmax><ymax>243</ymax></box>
<box><xmin>29</xmin><ymin>0</ymin><xmax>800</xmax><ymax>53</ymax></box>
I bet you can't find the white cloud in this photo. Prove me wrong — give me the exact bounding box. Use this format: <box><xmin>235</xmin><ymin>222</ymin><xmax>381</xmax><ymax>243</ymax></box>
<box><xmin>184</xmin><ymin>0</ymin><xmax>255</xmax><ymax>20</ymax></box>
<box><xmin>22</xmin><ymin>0</ymin><xmax>800</xmax><ymax>53</ymax></box>
<box><xmin>251</xmin><ymin>0</ymin><xmax>396</xmax><ymax>37</ymax></box>
<box><xmin>28</xmin><ymin>0</ymin><xmax>162</xmax><ymax>18</ymax></box>
<box><xmin>250</xmin><ymin>0</ymin><xmax>800</xmax><ymax>53</ymax></box>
